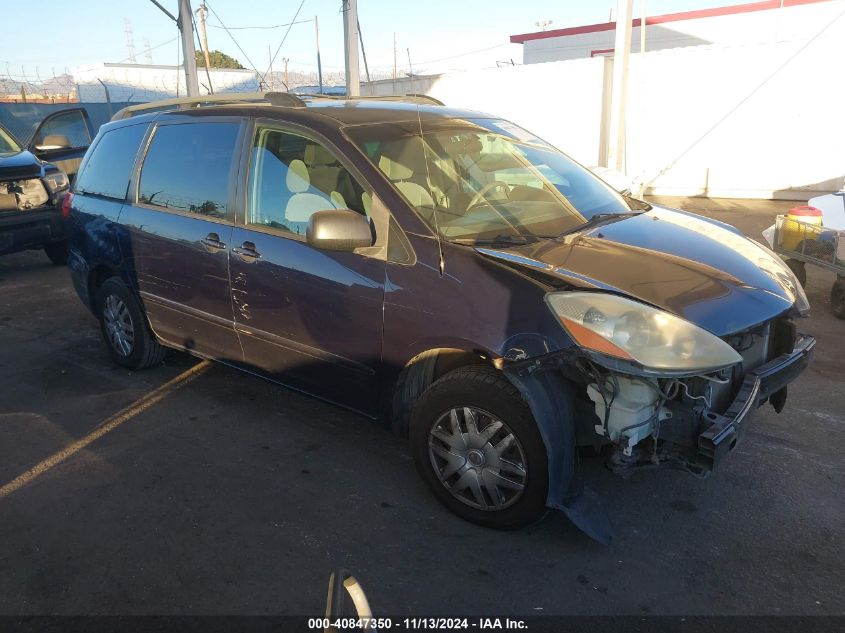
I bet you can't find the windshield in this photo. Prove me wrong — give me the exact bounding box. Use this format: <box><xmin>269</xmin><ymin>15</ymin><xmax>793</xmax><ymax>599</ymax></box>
<box><xmin>347</xmin><ymin>118</ymin><xmax>630</xmax><ymax>243</ymax></box>
<box><xmin>0</xmin><ymin>125</ymin><xmax>21</xmax><ymax>153</ymax></box>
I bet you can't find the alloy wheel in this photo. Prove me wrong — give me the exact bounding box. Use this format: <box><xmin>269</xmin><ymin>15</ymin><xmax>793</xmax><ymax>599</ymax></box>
<box><xmin>103</xmin><ymin>294</ymin><xmax>135</xmax><ymax>357</ymax></box>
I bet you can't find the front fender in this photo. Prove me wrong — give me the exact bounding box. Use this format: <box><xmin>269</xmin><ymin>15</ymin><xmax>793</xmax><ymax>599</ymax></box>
<box><xmin>504</xmin><ymin>353</ymin><xmax>613</xmax><ymax>544</ymax></box>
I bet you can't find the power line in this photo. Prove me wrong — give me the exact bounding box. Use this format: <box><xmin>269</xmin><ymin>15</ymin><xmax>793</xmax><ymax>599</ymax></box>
<box><xmin>203</xmin><ymin>0</ymin><xmax>266</xmax><ymax>82</ymax></box>
<box><xmin>208</xmin><ymin>18</ymin><xmax>313</xmax><ymax>30</ymax></box>
<box><xmin>413</xmin><ymin>42</ymin><xmax>511</xmax><ymax>66</ymax></box>
<box><xmin>265</xmin><ymin>0</ymin><xmax>307</xmax><ymax>80</ymax></box>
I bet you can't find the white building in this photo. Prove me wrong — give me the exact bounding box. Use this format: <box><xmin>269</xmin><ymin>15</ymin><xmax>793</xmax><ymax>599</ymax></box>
<box><xmin>73</xmin><ymin>63</ymin><xmax>260</xmax><ymax>103</ymax></box>
<box><xmin>511</xmin><ymin>0</ymin><xmax>844</xmax><ymax>63</ymax></box>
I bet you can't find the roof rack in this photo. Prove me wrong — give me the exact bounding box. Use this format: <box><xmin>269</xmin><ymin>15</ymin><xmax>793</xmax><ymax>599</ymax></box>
<box><xmin>110</xmin><ymin>91</ymin><xmax>306</xmax><ymax>121</ymax></box>
<box><xmin>299</xmin><ymin>93</ymin><xmax>445</xmax><ymax>106</ymax></box>
<box><xmin>110</xmin><ymin>91</ymin><xmax>445</xmax><ymax>122</ymax></box>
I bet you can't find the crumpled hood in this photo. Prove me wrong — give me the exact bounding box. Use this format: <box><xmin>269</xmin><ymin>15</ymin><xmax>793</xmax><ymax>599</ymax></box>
<box><xmin>477</xmin><ymin>206</ymin><xmax>800</xmax><ymax>337</ymax></box>
<box><xmin>0</xmin><ymin>150</ymin><xmax>43</xmax><ymax>181</ymax></box>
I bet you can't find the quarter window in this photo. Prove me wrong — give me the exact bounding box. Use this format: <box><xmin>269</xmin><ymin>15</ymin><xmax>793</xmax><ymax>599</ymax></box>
<box><xmin>247</xmin><ymin>128</ymin><xmax>369</xmax><ymax>236</ymax></box>
<box><xmin>75</xmin><ymin>123</ymin><xmax>147</xmax><ymax>200</ymax></box>
<box><xmin>138</xmin><ymin>122</ymin><xmax>240</xmax><ymax>220</ymax></box>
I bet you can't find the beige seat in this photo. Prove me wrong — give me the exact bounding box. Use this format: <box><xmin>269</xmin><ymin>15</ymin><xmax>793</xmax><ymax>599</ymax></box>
<box><xmin>304</xmin><ymin>144</ymin><xmax>342</xmax><ymax>195</ymax></box>
<box><xmin>284</xmin><ymin>159</ymin><xmax>337</xmax><ymax>223</ymax></box>
<box><xmin>377</xmin><ymin>138</ymin><xmax>435</xmax><ymax>209</ymax></box>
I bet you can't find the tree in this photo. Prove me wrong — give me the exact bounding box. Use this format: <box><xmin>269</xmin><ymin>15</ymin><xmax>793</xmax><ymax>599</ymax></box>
<box><xmin>195</xmin><ymin>50</ymin><xmax>244</xmax><ymax>69</ymax></box>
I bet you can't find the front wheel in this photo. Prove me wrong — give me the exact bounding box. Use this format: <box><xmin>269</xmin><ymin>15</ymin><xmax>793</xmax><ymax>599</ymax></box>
<box><xmin>409</xmin><ymin>365</ymin><xmax>549</xmax><ymax>529</ymax></box>
<box><xmin>95</xmin><ymin>277</ymin><xmax>167</xmax><ymax>370</ymax></box>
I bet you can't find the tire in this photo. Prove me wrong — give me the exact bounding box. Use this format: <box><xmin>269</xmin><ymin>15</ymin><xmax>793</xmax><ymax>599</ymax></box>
<box><xmin>95</xmin><ymin>277</ymin><xmax>167</xmax><ymax>370</ymax></box>
<box><xmin>785</xmin><ymin>258</ymin><xmax>806</xmax><ymax>288</ymax></box>
<box><xmin>44</xmin><ymin>241</ymin><xmax>68</xmax><ymax>266</ymax></box>
<box><xmin>409</xmin><ymin>365</ymin><xmax>549</xmax><ymax>529</ymax></box>
<box><xmin>831</xmin><ymin>278</ymin><xmax>845</xmax><ymax>320</ymax></box>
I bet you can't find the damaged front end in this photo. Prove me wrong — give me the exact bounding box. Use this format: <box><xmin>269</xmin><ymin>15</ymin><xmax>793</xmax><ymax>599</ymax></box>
<box><xmin>0</xmin><ymin>168</ymin><xmax>68</xmax><ymax>212</ymax></box>
<box><xmin>584</xmin><ymin>317</ymin><xmax>815</xmax><ymax>478</ymax></box>
<box><xmin>504</xmin><ymin>291</ymin><xmax>815</xmax><ymax>544</ymax></box>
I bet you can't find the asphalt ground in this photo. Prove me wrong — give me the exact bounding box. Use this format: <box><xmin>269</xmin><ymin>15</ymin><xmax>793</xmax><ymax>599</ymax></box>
<box><xmin>0</xmin><ymin>198</ymin><xmax>842</xmax><ymax>618</ymax></box>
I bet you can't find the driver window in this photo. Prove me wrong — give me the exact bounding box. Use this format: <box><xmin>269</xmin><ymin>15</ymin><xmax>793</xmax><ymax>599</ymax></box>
<box><xmin>247</xmin><ymin>128</ymin><xmax>369</xmax><ymax>236</ymax></box>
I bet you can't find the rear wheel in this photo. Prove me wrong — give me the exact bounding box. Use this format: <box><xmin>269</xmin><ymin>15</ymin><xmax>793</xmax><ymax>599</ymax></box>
<box><xmin>44</xmin><ymin>241</ymin><xmax>68</xmax><ymax>266</ymax></box>
<box><xmin>409</xmin><ymin>365</ymin><xmax>548</xmax><ymax>529</ymax></box>
<box><xmin>785</xmin><ymin>258</ymin><xmax>806</xmax><ymax>288</ymax></box>
<box><xmin>831</xmin><ymin>278</ymin><xmax>845</xmax><ymax>320</ymax></box>
<box><xmin>95</xmin><ymin>277</ymin><xmax>166</xmax><ymax>369</ymax></box>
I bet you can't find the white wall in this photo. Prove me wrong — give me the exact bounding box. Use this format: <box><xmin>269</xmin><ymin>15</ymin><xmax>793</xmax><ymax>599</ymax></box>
<box><xmin>363</xmin><ymin>58</ymin><xmax>608</xmax><ymax>168</ymax></box>
<box><xmin>363</xmin><ymin>18</ymin><xmax>845</xmax><ymax>200</ymax></box>
<box><xmin>626</xmin><ymin>35</ymin><xmax>845</xmax><ymax>198</ymax></box>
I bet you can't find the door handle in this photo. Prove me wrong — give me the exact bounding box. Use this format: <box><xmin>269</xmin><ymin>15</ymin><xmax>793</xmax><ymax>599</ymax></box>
<box><xmin>232</xmin><ymin>241</ymin><xmax>261</xmax><ymax>261</ymax></box>
<box><xmin>201</xmin><ymin>232</ymin><xmax>226</xmax><ymax>252</ymax></box>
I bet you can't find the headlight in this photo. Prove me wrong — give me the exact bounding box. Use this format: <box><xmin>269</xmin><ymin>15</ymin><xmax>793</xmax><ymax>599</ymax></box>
<box><xmin>789</xmin><ymin>271</ymin><xmax>810</xmax><ymax>316</ymax></box>
<box><xmin>546</xmin><ymin>292</ymin><xmax>742</xmax><ymax>374</ymax></box>
<box><xmin>43</xmin><ymin>171</ymin><xmax>69</xmax><ymax>194</ymax></box>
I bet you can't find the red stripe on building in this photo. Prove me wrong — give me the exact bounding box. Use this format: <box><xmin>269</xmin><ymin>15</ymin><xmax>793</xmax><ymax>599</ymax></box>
<box><xmin>510</xmin><ymin>0</ymin><xmax>832</xmax><ymax>43</ymax></box>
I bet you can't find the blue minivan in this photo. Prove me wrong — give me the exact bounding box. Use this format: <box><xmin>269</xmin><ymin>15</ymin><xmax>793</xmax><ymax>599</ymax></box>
<box><xmin>66</xmin><ymin>93</ymin><xmax>814</xmax><ymax>539</ymax></box>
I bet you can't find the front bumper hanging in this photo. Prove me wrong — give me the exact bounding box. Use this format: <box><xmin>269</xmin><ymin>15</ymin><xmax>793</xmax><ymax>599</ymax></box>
<box><xmin>697</xmin><ymin>333</ymin><xmax>815</xmax><ymax>470</ymax></box>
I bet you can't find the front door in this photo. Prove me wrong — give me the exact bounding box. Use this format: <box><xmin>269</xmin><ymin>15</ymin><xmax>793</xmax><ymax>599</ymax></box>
<box><xmin>229</xmin><ymin>124</ymin><xmax>385</xmax><ymax>414</ymax></box>
<box><xmin>120</xmin><ymin>118</ymin><xmax>244</xmax><ymax>360</ymax></box>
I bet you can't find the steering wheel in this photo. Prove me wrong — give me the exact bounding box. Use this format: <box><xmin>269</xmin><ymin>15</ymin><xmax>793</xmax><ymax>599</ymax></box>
<box><xmin>466</xmin><ymin>181</ymin><xmax>511</xmax><ymax>210</ymax></box>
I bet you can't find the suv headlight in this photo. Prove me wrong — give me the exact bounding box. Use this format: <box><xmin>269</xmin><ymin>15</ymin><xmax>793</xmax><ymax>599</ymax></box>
<box><xmin>546</xmin><ymin>292</ymin><xmax>742</xmax><ymax>374</ymax></box>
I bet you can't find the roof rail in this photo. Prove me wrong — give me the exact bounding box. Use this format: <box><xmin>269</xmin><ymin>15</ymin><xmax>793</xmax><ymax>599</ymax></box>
<box><xmin>297</xmin><ymin>93</ymin><xmax>445</xmax><ymax>106</ymax></box>
<box><xmin>110</xmin><ymin>91</ymin><xmax>305</xmax><ymax>121</ymax></box>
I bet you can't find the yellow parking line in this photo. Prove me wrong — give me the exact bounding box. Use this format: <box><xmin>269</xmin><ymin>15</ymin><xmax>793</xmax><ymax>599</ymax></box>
<box><xmin>0</xmin><ymin>360</ymin><xmax>211</xmax><ymax>500</ymax></box>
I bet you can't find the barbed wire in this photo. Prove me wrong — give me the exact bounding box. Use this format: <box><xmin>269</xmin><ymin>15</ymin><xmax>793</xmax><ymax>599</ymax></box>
<box><xmin>0</xmin><ymin>65</ymin><xmax>403</xmax><ymax>104</ymax></box>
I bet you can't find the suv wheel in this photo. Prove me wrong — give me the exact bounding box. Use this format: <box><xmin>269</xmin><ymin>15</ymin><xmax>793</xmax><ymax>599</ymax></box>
<box><xmin>95</xmin><ymin>278</ymin><xmax>166</xmax><ymax>369</ymax></box>
<box><xmin>409</xmin><ymin>365</ymin><xmax>549</xmax><ymax>529</ymax></box>
<box><xmin>44</xmin><ymin>241</ymin><xmax>68</xmax><ymax>266</ymax></box>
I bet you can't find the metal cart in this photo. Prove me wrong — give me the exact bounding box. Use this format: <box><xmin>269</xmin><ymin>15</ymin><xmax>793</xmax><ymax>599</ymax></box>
<box><xmin>772</xmin><ymin>214</ymin><xmax>845</xmax><ymax>319</ymax></box>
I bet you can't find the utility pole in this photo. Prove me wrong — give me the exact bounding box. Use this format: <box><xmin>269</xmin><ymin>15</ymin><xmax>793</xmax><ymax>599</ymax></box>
<box><xmin>640</xmin><ymin>0</ymin><xmax>647</xmax><ymax>54</ymax></box>
<box><xmin>178</xmin><ymin>0</ymin><xmax>200</xmax><ymax>96</ymax></box>
<box><xmin>342</xmin><ymin>0</ymin><xmax>360</xmax><ymax>96</ymax></box>
<box><xmin>283</xmin><ymin>58</ymin><xmax>289</xmax><ymax>90</ymax></box>
<box><xmin>196</xmin><ymin>3</ymin><xmax>212</xmax><ymax>72</ymax></box>
<box><xmin>607</xmin><ymin>0</ymin><xmax>633</xmax><ymax>171</ymax></box>
<box><xmin>268</xmin><ymin>45</ymin><xmax>273</xmax><ymax>89</ymax></box>
<box><xmin>392</xmin><ymin>33</ymin><xmax>397</xmax><ymax>80</ymax></box>
<box><xmin>315</xmin><ymin>16</ymin><xmax>324</xmax><ymax>94</ymax></box>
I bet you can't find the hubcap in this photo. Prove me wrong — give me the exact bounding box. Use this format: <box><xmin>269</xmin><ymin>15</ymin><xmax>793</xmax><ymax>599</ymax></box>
<box><xmin>103</xmin><ymin>294</ymin><xmax>135</xmax><ymax>357</ymax></box>
<box><xmin>427</xmin><ymin>406</ymin><xmax>528</xmax><ymax>511</ymax></box>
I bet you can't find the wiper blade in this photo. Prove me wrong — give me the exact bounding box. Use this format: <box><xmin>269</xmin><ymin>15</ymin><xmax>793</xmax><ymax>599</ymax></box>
<box><xmin>452</xmin><ymin>234</ymin><xmax>539</xmax><ymax>246</ymax></box>
<box><xmin>557</xmin><ymin>211</ymin><xmax>645</xmax><ymax>238</ymax></box>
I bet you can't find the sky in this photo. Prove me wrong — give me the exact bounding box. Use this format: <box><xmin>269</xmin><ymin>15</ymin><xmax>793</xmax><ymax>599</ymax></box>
<box><xmin>4</xmin><ymin>0</ymin><xmax>740</xmax><ymax>81</ymax></box>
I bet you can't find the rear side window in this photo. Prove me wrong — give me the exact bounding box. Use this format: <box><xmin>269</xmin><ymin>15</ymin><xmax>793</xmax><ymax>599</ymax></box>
<box><xmin>75</xmin><ymin>123</ymin><xmax>147</xmax><ymax>200</ymax></box>
<box><xmin>138</xmin><ymin>122</ymin><xmax>240</xmax><ymax>220</ymax></box>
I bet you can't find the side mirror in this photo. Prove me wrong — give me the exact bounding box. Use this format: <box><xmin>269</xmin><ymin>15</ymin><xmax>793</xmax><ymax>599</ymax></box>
<box><xmin>307</xmin><ymin>209</ymin><xmax>373</xmax><ymax>251</ymax></box>
<box><xmin>35</xmin><ymin>134</ymin><xmax>72</xmax><ymax>150</ymax></box>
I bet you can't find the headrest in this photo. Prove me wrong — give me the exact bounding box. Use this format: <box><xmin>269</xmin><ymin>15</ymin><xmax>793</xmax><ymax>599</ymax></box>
<box><xmin>286</xmin><ymin>159</ymin><xmax>310</xmax><ymax>193</ymax></box>
<box><xmin>377</xmin><ymin>136</ymin><xmax>431</xmax><ymax>181</ymax></box>
<box><xmin>378</xmin><ymin>154</ymin><xmax>413</xmax><ymax>181</ymax></box>
<box><xmin>304</xmin><ymin>144</ymin><xmax>336</xmax><ymax>167</ymax></box>
<box><xmin>40</xmin><ymin>134</ymin><xmax>71</xmax><ymax>149</ymax></box>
